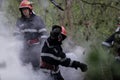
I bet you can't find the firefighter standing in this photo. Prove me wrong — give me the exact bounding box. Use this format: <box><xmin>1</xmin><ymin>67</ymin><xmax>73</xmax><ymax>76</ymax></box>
<box><xmin>40</xmin><ymin>25</ymin><xmax>87</xmax><ymax>80</ymax></box>
<box><xmin>15</xmin><ymin>0</ymin><xmax>47</xmax><ymax>69</ymax></box>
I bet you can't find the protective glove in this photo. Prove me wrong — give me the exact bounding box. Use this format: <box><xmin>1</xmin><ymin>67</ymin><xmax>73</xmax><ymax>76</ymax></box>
<box><xmin>71</xmin><ymin>61</ymin><xmax>88</xmax><ymax>72</ymax></box>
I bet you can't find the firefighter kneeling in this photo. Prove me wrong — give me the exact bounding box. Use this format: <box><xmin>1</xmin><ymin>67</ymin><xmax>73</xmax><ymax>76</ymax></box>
<box><xmin>40</xmin><ymin>25</ymin><xmax>88</xmax><ymax>80</ymax></box>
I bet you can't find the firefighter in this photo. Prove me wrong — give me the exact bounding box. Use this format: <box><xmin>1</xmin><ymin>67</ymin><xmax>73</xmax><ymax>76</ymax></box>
<box><xmin>102</xmin><ymin>17</ymin><xmax>120</xmax><ymax>61</ymax></box>
<box><xmin>40</xmin><ymin>25</ymin><xmax>87</xmax><ymax>80</ymax></box>
<box><xmin>15</xmin><ymin>0</ymin><xmax>47</xmax><ymax>69</ymax></box>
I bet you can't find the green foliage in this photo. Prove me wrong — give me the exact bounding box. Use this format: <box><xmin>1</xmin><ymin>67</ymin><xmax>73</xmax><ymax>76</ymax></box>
<box><xmin>111</xmin><ymin>61</ymin><xmax>120</xmax><ymax>80</ymax></box>
<box><xmin>7</xmin><ymin>0</ymin><xmax>20</xmax><ymax>19</ymax></box>
<box><xmin>86</xmin><ymin>43</ymin><xmax>114</xmax><ymax>80</ymax></box>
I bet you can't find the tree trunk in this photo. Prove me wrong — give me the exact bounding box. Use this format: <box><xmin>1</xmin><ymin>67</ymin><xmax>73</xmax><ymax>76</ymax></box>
<box><xmin>64</xmin><ymin>0</ymin><xmax>73</xmax><ymax>30</ymax></box>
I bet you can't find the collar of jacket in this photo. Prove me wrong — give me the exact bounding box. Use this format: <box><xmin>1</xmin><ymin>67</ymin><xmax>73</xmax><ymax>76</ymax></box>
<box><xmin>46</xmin><ymin>37</ymin><xmax>62</xmax><ymax>47</ymax></box>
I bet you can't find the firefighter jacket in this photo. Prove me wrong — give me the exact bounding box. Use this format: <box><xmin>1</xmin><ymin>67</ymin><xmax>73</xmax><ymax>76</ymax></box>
<box><xmin>15</xmin><ymin>13</ymin><xmax>47</xmax><ymax>43</ymax></box>
<box><xmin>41</xmin><ymin>37</ymin><xmax>74</xmax><ymax>70</ymax></box>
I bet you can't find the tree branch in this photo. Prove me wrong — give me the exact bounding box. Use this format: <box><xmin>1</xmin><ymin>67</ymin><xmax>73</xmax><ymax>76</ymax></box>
<box><xmin>80</xmin><ymin>0</ymin><xmax>120</xmax><ymax>11</ymax></box>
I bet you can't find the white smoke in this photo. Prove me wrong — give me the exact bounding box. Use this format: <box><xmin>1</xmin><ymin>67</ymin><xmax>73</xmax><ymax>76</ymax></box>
<box><xmin>40</xmin><ymin>0</ymin><xmax>49</xmax><ymax>9</ymax></box>
<box><xmin>61</xmin><ymin>42</ymin><xmax>87</xmax><ymax>80</ymax></box>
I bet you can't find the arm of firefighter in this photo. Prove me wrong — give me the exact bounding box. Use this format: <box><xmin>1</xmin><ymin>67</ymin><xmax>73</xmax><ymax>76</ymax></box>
<box><xmin>13</xmin><ymin>20</ymin><xmax>23</xmax><ymax>40</ymax></box>
<box><xmin>70</xmin><ymin>61</ymin><xmax>88</xmax><ymax>72</ymax></box>
<box><xmin>59</xmin><ymin>51</ymin><xmax>87</xmax><ymax>72</ymax></box>
<box><xmin>102</xmin><ymin>32</ymin><xmax>116</xmax><ymax>47</ymax></box>
<box><xmin>37</xmin><ymin>16</ymin><xmax>48</xmax><ymax>47</ymax></box>
<box><xmin>102</xmin><ymin>26</ymin><xmax>120</xmax><ymax>47</ymax></box>
<box><xmin>13</xmin><ymin>28</ymin><xmax>23</xmax><ymax>40</ymax></box>
<box><xmin>14</xmin><ymin>20</ymin><xmax>21</xmax><ymax>35</ymax></box>
<box><xmin>37</xmin><ymin>16</ymin><xmax>48</xmax><ymax>38</ymax></box>
<box><xmin>39</xmin><ymin>27</ymin><xmax>48</xmax><ymax>47</ymax></box>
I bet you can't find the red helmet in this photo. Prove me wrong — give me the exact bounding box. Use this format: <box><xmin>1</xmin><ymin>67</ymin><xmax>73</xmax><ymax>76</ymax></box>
<box><xmin>19</xmin><ymin>0</ymin><xmax>33</xmax><ymax>10</ymax></box>
<box><xmin>61</xmin><ymin>26</ymin><xmax>67</xmax><ymax>37</ymax></box>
